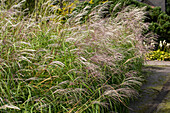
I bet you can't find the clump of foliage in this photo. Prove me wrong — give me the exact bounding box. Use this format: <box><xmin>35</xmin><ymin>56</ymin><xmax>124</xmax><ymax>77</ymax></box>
<box><xmin>146</xmin><ymin>40</ymin><xmax>170</xmax><ymax>61</ymax></box>
<box><xmin>50</xmin><ymin>0</ymin><xmax>109</xmax><ymax>23</ymax></box>
<box><xmin>0</xmin><ymin>1</ymin><xmax>152</xmax><ymax>112</ymax></box>
<box><xmin>147</xmin><ymin>7</ymin><xmax>170</xmax><ymax>43</ymax></box>
<box><xmin>146</xmin><ymin>50</ymin><xmax>170</xmax><ymax>61</ymax></box>
<box><xmin>110</xmin><ymin>0</ymin><xmax>170</xmax><ymax>43</ymax></box>
<box><xmin>122</xmin><ymin>0</ymin><xmax>170</xmax><ymax>43</ymax></box>
<box><xmin>5</xmin><ymin>0</ymin><xmax>170</xmax><ymax>43</ymax></box>
<box><xmin>69</xmin><ymin>0</ymin><xmax>170</xmax><ymax>43</ymax></box>
<box><xmin>50</xmin><ymin>0</ymin><xmax>79</xmax><ymax>16</ymax></box>
<box><xmin>166</xmin><ymin>0</ymin><xmax>170</xmax><ymax>15</ymax></box>
<box><xmin>1</xmin><ymin>0</ymin><xmax>45</xmax><ymax>13</ymax></box>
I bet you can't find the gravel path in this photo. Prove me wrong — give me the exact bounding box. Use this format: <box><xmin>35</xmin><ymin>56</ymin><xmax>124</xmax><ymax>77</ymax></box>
<box><xmin>129</xmin><ymin>61</ymin><xmax>170</xmax><ymax>113</ymax></box>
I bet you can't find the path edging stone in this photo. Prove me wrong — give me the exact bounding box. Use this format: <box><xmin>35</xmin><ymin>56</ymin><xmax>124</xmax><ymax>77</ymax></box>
<box><xmin>144</xmin><ymin>61</ymin><xmax>170</xmax><ymax>66</ymax></box>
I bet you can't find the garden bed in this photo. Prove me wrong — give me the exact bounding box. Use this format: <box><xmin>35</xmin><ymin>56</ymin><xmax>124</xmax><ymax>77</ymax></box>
<box><xmin>0</xmin><ymin>0</ymin><xmax>169</xmax><ymax>112</ymax></box>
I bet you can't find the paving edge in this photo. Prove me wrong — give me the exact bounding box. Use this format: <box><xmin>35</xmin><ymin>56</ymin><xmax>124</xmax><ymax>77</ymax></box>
<box><xmin>144</xmin><ymin>61</ymin><xmax>170</xmax><ymax>66</ymax></box>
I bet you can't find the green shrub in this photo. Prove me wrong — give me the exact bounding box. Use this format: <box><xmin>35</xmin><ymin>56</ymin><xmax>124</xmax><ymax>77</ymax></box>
<box><xmin>166</xmin><ymin>0</ymin><xmax>170</xmax><ymax>15</ymax></box>
<box><xmin>147</xmin><ymin>8</ymin><xmax>170</xmax><ymax>43</ymax></box>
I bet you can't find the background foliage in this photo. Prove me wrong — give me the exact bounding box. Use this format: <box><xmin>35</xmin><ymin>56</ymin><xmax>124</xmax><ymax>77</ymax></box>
<box><xmin>167</xmin><ymin>0</ymin><xmax>170</xmax><ymax>15</ymax></box>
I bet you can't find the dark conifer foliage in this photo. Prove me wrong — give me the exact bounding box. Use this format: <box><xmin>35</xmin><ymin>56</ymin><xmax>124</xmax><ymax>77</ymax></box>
<box><xmin>166</xmin><ymin>0</ymin><xmax>170</xmax><ymax>15</ymax></box>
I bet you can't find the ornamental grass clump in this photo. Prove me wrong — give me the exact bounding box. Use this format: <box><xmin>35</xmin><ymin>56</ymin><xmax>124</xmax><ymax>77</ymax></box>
<box><xmin>0</xmin><ymin>1</ymin><xmax>153</xmax><ymax>112</ymax></box>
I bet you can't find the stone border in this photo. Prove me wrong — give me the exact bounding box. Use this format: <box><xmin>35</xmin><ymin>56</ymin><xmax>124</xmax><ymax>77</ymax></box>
<box><xmin>144</xmin><ymin>61</ymin><xmax>170</xmax><ymax>66</ymax></box>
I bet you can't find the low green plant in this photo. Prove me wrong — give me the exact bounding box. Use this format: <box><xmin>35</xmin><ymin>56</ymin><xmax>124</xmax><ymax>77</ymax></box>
<box><xmin>146</xmin><ymin>50</ymin><xmax>170</xmax><ymax>61</ymax></box>
<box><xmin>146</xmin><ymin>40</ymin><xmax>170</xmax><ymax>61</ymax></box>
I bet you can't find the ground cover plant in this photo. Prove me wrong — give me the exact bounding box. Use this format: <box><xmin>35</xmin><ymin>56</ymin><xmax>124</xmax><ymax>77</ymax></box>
<box><xmin>146</xmin><ymin>40</ymin><xmax>170</xmax><ymax>61</ymax></box>
<box><xmin>0</xmin><ymin>0</ymin><xmax>154</xmax><ymax>112</ymax></box>
<box><xmin>146</xmin><ymin>49</ymin><xmax>170</xmax><ymax>61</ymax></box>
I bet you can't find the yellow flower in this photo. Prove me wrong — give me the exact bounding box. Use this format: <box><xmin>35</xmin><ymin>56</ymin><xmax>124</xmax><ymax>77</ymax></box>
<box><xmin>101</xmin><ymin>0</ymin><xmax>108</xmax><ymax>4</ymax></box>
<box><xmin>89</xmin><ymin>0</ymin><xmax>94</xmax><ymax>4</ymax></box>
<box><xmin>161</xmin><ymin>51</ymin><xmax>164</xmax><ymax>54</ymax></box>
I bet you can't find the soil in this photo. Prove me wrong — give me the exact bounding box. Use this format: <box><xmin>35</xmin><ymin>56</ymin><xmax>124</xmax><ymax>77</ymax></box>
<box><xmin>129</xmin><ymin>61</ymin><xmax>170</xmax><ymax>113</ymax></box>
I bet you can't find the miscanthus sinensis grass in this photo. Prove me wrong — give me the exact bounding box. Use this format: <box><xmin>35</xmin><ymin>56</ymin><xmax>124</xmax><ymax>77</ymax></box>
<box><xmin>0</xmin><ymin>1</ymin><xmax>153</xmax><ymax>112</ymax></box>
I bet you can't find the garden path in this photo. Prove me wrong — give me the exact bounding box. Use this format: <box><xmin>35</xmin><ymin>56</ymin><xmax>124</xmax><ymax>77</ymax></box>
<box><xmin>129</xmin><ymin>61</ymin><xmax>170</xmax><ymax>113</ymax></box>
